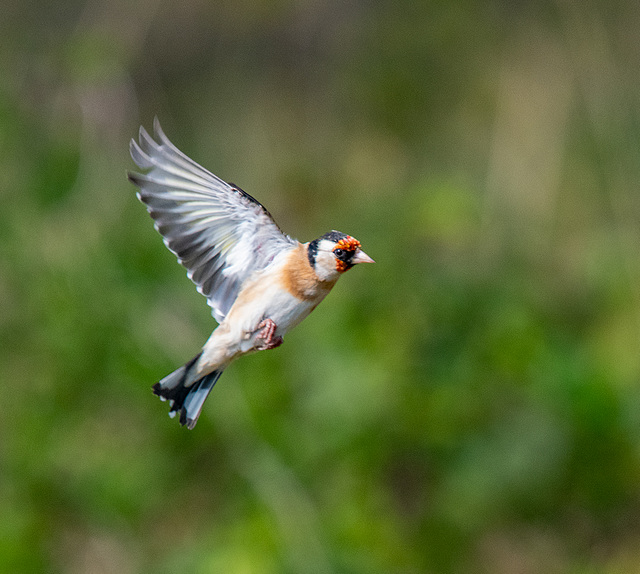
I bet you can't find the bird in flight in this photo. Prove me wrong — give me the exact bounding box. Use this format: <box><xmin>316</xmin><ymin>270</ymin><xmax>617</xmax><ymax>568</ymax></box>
<box><xmin>128</xmin><ymin>119</ymin><xmax>374</xmax><ymax>429</ymax></box>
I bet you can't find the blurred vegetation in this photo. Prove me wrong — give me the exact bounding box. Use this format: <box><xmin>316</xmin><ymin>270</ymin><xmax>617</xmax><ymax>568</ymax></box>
<box><xmin>3</xmin><ymin>0</ymin><xmax>640</xmax><ymax>572</ymax></box>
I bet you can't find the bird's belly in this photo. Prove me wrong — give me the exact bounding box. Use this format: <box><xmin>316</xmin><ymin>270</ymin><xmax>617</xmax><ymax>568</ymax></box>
<box><xmin>223</xmin><ymin>289</ymin><xmax>322</xmax><ymax>356</ymax></box>
<box><xmin>208</xmin><ymin>275</ymin><xmax>330</xmax><ymax>362</ymax></box>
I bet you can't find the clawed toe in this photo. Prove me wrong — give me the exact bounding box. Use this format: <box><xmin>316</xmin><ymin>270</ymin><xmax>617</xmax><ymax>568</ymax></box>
<box><xmin>256</xmin><ymin>318</ymin><xmax>283</xmax><ymax>350</ymax></box>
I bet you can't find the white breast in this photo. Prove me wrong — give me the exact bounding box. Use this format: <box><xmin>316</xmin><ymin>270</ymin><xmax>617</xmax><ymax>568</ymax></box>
<box><xmin>267</xmin><ymin>288</ymin><xmax>320</xmax><ymax>334</ymax></box>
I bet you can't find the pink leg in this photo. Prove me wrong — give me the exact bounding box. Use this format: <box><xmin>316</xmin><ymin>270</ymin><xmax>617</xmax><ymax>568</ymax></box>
<box><xmin>256</xmin><ymin>318</ymin><xmax>283</xmax><ymax>350</ymax></box>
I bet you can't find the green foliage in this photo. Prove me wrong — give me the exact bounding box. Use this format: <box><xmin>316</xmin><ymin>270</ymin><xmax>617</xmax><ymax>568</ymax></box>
<box><xmin>2</xmin><ymin>1</ymin><xmax>640</xmax><ymax>572</ymax></box>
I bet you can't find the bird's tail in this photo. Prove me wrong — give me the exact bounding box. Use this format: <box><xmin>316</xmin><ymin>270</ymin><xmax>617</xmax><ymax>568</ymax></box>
<box><xmin>152</xmin><ymin>352</ymin><xmax>223</xmax><ymax>429</ymax></box>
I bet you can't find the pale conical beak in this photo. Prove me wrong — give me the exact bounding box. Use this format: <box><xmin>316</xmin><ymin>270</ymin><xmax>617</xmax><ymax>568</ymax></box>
<box><xmin>352</xmin><ymin>248</ymin><xmax>375</xmax><ymax>264</ymax></box>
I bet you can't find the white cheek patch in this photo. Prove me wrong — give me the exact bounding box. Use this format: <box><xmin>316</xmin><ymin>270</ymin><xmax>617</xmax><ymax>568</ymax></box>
<box><xmin>314</xmin><ymin>251</ymin><xmax>340</xmax><ymax>282</ymax></box>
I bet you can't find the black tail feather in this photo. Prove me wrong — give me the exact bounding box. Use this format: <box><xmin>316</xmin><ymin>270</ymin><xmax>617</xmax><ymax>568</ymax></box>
<box><xmin>152</xmin><ymin>352</ymin><xmax>223</xmax><ymax>429</ymax></box>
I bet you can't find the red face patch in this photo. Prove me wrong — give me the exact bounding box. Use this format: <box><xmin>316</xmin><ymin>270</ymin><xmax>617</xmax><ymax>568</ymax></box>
<box><xmin>333</xmin><ymin>236</ymin><xmax>361</xmax><ymax>252</ymax></box>
<box><xmin>337</xmin><ymin>261</ymin><xmax>350</xmax><ymax>272</ymax></box>
<box><xmin>333</xmin><ymin>236</ymin><xmax>361</xmax><ymax>272</ymax></box>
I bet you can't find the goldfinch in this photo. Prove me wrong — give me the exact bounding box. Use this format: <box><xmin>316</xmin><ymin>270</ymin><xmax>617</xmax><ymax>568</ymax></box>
<box><xmin>128</xmin><ymin>119</ymin><xmax>374</xmax><ymax>429</ymax></box>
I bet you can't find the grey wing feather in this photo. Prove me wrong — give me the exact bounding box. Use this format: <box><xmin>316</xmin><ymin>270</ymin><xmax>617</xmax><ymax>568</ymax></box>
<box><xmin>128</xmin><ymin>118</ymin><xmax>295</xmax><ymax>323</ymax></box>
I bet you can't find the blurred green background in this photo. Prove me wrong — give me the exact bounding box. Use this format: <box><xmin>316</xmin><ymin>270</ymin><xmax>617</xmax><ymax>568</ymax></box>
<box><xmin>3</xmin><ymin>1</ymin><xmax>640</xmax><ymax>572</ymax></box>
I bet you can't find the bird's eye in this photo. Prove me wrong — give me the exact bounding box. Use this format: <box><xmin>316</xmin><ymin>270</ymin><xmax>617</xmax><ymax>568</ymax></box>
<box><xmin>334</xmin><ymin>249</ymin><xmax>345</xmax><ymax>257</ymax></box>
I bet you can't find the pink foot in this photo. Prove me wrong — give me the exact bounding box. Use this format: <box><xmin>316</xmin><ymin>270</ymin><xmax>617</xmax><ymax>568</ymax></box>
<box><xmin>256</xmin><ymin>318</ymin><xmax>283</xmax><ymax>350</ymax></box>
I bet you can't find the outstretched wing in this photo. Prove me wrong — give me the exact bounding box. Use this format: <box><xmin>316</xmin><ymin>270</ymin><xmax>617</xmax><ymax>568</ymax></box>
<box><xmin>128</xmin><ymin>118</ymin><xmax>296</xmax><ymax>323</ymax></box>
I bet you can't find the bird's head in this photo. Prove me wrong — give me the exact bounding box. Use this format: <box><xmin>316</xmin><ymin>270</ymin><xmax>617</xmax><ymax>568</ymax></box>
<box><xmin>307</xmin><ymin>230</ymin><xmax>374</xmax><ymax>282</ymax></box>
